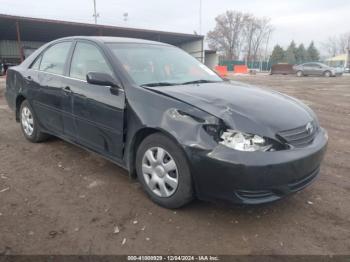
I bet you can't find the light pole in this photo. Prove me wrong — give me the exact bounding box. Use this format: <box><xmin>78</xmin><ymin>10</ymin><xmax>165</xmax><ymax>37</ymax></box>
<box><xmin>123</xmin><ymin>12</ymin><xmax>129</xmax><ymax>23</ymax></box>
<box><xmin>347</xmin><ymin>36</ymin><xmax>350</xmax><ymax>70</ymax></box>
<box><xmin>92</xmin><ymin>0</ymin><xmax>99</xmax><ymax>24</ymax></box>
<box><xmin>199</xmin><ymin>0</ymin><xmax>202</xmax><ymax>35</ymax></box>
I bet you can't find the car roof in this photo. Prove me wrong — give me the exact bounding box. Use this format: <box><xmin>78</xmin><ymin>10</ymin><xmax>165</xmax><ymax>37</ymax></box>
<box><xmin>302</xmin><ymin>62</ymin><xmax>325</xmax><ymax>66</ymax></box>
<box><xmin>20</xmin><ymin>36</ymin><xmax>172</xmax><ymax>69</ymax></box>
<box><xmin>57</xmin><ymin>36</ymin><xmax>171</xmax><ymax>46</ymax></box>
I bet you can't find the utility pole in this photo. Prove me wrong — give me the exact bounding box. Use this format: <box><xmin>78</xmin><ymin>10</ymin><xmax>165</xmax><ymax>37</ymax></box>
<box><xmin>199</xmin><ymin>0</ymin><xmax>202</xmax><ymax>35</ymax></box>
<box><xmin>347</xmin><ymin>36</ymin><xmax>350</xmax><ymax>70</ymax></box>
<box><xmin>92</xmin><ymin>0</ymin><xmax>99</xmax><ymax>24</ymax></box>
<box><xmin>123</xmin><ymin>12</ymin><xmax>129</xmax><ymax>23</ymax></box>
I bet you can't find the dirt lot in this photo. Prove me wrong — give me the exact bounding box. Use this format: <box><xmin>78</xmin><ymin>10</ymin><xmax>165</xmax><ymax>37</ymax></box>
<box><xmin>0</xmin><ymin>75</ymin><xmax>349</xmax><ymax>255</ymax></box>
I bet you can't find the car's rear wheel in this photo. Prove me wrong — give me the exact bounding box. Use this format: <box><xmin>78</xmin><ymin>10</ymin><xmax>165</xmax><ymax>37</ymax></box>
<box><xmin>324</xmin><ymin>71</ymin><xmax>331</xmax><ymax>77</ymax></box>
<box><xmin>20</xmin><ymin>100</ymin><xmax>49</xmax><ymax>143</ymax></box>
<box><xmin>296</xmin><ymin>71</ymin><xmax>303</xmax><ymax>77</ymax></box>
<box><xmin>136</xmin><ymin>133</ymin><xmax>193</xmax><ymax>208</ymax></box>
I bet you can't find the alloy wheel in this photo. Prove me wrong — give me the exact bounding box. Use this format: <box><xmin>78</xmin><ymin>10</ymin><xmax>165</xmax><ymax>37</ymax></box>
<box><xmin>21</xmin><ymin>106</ymin><xmax>34</xmax><ymax>136</ymax></box>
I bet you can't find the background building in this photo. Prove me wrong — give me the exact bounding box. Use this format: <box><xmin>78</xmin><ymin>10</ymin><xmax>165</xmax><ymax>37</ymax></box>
<box><xmin>0</xmin><ymin>14</ymin><xmax>217</xmax><ymax>72</ymax></box>
<box><xmin>325</xmin><ymin>53</ymin><xmax>349</xmax><ymax>72</ymax></box>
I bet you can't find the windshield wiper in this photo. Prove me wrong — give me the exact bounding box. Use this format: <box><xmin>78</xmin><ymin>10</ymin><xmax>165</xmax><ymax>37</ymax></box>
<box><xmin>181</xmin><ymin>79</ymin><xmax>220</xmax><ymax>85</ymax></box>
<box><xmin>141</xmin><ymin>82</ymin><xmax>177</xmax><ymax>87</ymax></box>
<box><xmin>141</xmin><ymin>80</ymin><xmax>220</xmax><ymax>87</ymax></box>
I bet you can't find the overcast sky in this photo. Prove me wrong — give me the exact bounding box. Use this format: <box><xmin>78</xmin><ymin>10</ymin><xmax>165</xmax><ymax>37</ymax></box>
<box><xmin>1</xmin><ymin>0</ymin><xmax>349</xmax><ymax>50</ymax></box>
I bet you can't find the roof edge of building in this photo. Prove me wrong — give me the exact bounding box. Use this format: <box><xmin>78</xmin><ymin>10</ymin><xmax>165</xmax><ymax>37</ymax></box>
<box><xmin>0</xmin><ymin>13</ymin><xmax>204</xmax><ymax>40</ymax></box>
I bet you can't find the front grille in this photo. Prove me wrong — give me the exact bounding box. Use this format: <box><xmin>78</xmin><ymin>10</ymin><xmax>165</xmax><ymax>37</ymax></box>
<box><xmin>277</xmin><ymin>122</ymin><xmax>317</xmax><ymax>148</ymax></box>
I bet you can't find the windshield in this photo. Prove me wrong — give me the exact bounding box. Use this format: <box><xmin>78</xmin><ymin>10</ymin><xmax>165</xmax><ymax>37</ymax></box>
<box><xmin>107</xmin><ymin>43</ymin><xmax>223</xmax><ymax>86</ymax></box>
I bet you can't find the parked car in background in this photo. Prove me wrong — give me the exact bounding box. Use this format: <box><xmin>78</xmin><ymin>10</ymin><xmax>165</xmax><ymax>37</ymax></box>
<box><xmin>293</xmin><ymin>62</ymin><xmax>343</xmax><ymax>77</ymax></box>
<box><xmin>5</xmin><ymin>36</ymin><xmax>328</xmax><ymax>208</ymax></box>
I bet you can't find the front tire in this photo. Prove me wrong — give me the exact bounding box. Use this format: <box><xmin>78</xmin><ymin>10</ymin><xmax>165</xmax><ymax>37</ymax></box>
<box><xmin>296</xmin><ymin>71</ymin><xmax>303</xmax><ymax>77</ymax></box>
<box><xmin>136</xmin><ymin>133</ymin><xmax>193</xmax><ymax>208</ymax></box>
<box><xmin>324</xmin><ymin>71</ymin><xmax>331</xmax><ymax>77</ymax></box>
<box><xmin>20</xmin><ymin>100</ymin><xmax>49</xmax><ymax>143</ymax></box>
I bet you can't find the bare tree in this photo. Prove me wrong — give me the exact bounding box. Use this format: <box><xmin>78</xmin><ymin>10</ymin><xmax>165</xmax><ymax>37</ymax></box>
<box><xmin>249</xmin><ymin>17</ymin><xmax>273</xmax><ymax>62</ymax></box>
<box><xmin>322</xmin><ymin>32</ymin><xmax>350</xmax><ymax>57</ymax></box>
<box><xmin>338</xmin><ymin>32</ymin><xmax>350</xmax><ymax>54</ymax></box>
<box><xmin>242</xmin><ymin>14</ymin><xmax>256</xmax><ymax>62</ymax></box>
<box><xmin>207</xmin><ymin>11</ymin><xmax>249</xmax><ymax>60</ymax></box>
<box><xmin>207</xmin><ymin>11</ymin><xmax>273</xmax><ymax>61</ymax></box>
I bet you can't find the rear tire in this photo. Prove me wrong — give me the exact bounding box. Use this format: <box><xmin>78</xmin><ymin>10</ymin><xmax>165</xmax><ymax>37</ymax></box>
<box><xmin>136</xmin><ymin>133</ymin><xmax>193</xmax><ymax>209</ymax></box>
<box><xmin>20</xmin><ymin>100</ymin><xmax>49</xmax><ymax>143</ymax></box>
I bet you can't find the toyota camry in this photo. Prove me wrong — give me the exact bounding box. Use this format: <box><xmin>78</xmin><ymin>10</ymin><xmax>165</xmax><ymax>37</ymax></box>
<box><xmin>5</xmin><ymin>37</ymin><xmax>328</xmax><ymax>208</ymax></box>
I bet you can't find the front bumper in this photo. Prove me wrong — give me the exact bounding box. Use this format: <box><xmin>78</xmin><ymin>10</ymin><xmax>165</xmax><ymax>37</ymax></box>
<box><xmin>334</xmin><ymin>72</ymin><xmax>343</xmax><ymax>76</ymax></box>
<box><xmin>188</xmin><ymin>128</ymin><xmax>328</xmax><ymax>204</ymax></box>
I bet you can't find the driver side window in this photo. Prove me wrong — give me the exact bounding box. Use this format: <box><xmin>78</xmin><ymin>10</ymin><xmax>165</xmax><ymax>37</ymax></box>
<box><xmin>70</xmin><ymin>42</ymin><xmax>113</xmax><ymax>81</ymax></box>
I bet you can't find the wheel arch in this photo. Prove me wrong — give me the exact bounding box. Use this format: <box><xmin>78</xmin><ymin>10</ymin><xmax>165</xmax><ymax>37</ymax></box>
<box><xmin>127</xmin><ymin>127</ymin><xmax>190</xmax><ymax>179</ymax></box>
<box><xmin>15</xmin><ymin>94</ymin><xmax>26</xmax><ymax>122</ymax></box>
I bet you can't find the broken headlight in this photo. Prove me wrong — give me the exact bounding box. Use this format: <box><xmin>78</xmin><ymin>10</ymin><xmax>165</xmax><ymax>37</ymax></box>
<box><xmin>220</xmin><ymin>130</ymin><xmax>273</xmax><ymax>152</ymax></box>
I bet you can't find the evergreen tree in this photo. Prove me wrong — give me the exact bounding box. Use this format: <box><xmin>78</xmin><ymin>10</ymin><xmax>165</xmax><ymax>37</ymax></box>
<box><xmin>285</xmin><ymin>41</ymin><xmax>297</xmax><ymax>64</ymax></box>
<box><xmin>307</xmin><ymin>41</ymin><xmax>320</xmax><ymax>62</ymax></box>
<box><xmin>295</xmin><ymin>44</ymin><xmax>309</xmax><ymax>64</ymax></box>
<box><xmin>270</xmin><ymin>45</ymin><xmax>285</xmax><ymax>65</ymax></box>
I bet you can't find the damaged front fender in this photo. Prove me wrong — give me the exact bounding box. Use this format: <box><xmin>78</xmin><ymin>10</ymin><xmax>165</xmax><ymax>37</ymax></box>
<box><xmin>123</xmin><ymin>85</ymin><xmax>223</xmax><ymax>174</ymax></box>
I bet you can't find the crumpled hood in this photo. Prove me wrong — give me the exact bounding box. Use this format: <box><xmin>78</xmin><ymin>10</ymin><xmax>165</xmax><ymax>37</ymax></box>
<box><xmin>146</xmin><ymin>82</ymin><xmax>315</xmax><ymax>138</ymax></box>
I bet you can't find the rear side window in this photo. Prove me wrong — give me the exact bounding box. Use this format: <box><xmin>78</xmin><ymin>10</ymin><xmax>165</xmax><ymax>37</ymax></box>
<box><xmin>70</xmin><ymin>42</ymin><xmax>113</xmax><ymax>81</ymax></box>
<box><xmin>40</xmin><ymin>42</ymin><xmax>72</xmax><ymax>75</ymax></box>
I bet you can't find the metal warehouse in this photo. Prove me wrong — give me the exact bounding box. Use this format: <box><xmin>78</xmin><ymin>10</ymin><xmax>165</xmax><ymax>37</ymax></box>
<box><xmin>0</xmin><ymin>14</ymin><xmax>216</xmax><ymax>69</ymax></box>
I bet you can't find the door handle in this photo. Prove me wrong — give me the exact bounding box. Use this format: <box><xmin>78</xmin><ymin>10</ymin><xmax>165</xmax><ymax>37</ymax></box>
<box><xmin>63</xmin><ymin>86</ymin><xmax>72</xmax><ymax>94</ymax></box>
<box><xmin>25</xmin><ymin>75</ymin><xmax>32</xmax><ymax>81</ymax></box>
<box><xmin>110</xmin><ymin>86</ymin><xmax>119</xmax><ymax>96</ymax></box>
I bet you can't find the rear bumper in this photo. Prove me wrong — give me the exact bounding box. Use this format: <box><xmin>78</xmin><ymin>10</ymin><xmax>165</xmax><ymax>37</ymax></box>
<box><xmin>4</xmin><ymin>87</ymin><xmax>16</xmax><ymax>112</ymax></box>
<box><xmin>188</xmin><ymin>128</ymin><xmax>328</xmax><ymax>205</ymax></box>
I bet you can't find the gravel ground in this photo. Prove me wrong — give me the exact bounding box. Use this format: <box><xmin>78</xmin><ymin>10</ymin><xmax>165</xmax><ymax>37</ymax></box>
<box><xmin>0</xmin><ymin>75</ymin><xmax>349</xmax><ymax>255</ymax></box>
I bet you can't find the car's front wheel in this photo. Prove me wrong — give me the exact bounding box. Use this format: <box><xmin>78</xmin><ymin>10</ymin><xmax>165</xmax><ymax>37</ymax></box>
<box><xmin>296</xmin><ymin>71</ymin><xmax>303</xmax><ymax>77</ymax></box>
<box><xmin>324</xmin><ymin>71</ymin><xmax>331</xmax><ymax>77</ymax></box>
<box><xmin>20</xmin><ymin>100</ymin><xmax>49</xmax><ymax>143</ymax></box>
<box><xmin>136</xmin><ymin>133</ymin><xmax>193</xmax><ymax>208</ymax></box>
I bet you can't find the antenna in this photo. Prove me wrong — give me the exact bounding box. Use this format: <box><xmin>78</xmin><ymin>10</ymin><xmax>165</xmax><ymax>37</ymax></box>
<box><xmin>92</xmin><ymin>0</ymin><xmax>100</xmax><ymax>24</ymax></box>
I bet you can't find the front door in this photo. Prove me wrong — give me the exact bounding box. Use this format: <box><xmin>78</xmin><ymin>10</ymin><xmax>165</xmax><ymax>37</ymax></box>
<box><xmin>63</xmin><ymin>41</ymin><xmax>125</xmax><ymax>159</ymax></box>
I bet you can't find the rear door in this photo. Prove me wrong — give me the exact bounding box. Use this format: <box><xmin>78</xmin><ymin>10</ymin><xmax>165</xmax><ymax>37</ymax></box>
<box><xmin>30</xmin><ymin>41</ymin><xmax>73</xmax><ymax>134</ymax></box>
<box><xmin>302</xmin><ymin>63</ymin><xmax>314</xmax><ymax>75</ymax></box>
<box><xmin>63</xmin><ymin>40</ymin><xmax>125</xmax><ymax>159</ymax></box>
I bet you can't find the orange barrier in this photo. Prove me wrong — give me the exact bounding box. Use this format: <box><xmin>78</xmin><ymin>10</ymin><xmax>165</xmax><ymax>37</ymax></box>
<box><xmin>234</xmin><ymin>65</ymin><xmax>248</xmax><ymax>74</ymax></box>
<box><xmin>215</xmin><ymin>65</ymin><xmax>228</xmax><ymax>77</ymax></box>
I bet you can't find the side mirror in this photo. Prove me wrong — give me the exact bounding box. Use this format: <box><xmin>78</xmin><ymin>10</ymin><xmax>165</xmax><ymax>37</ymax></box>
<box><xmin>86</xmin><ymin>72</ymin><xmax>120</xmax><ymax>88</ymax></box>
